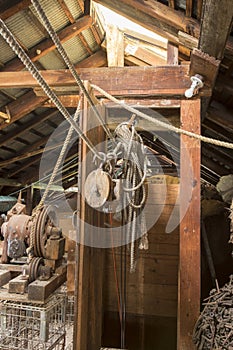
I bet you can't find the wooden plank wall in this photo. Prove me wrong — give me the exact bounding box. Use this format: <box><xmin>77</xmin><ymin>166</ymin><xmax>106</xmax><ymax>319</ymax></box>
<box><xmin>103</xmin><ymin>180</ymin><xmax>180</xmax><ymax>318</ymax></box>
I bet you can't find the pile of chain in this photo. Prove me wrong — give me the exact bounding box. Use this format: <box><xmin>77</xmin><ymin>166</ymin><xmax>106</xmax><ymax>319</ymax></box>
<box><xmin>193</xmin><ymin>275</ymin><xmax>233</xmax><ymax>350</ymax></box>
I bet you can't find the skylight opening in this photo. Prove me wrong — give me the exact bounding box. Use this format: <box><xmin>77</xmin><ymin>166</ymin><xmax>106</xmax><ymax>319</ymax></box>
<box><xmin>94</xmin><ymin>3</ymin><xmax>167</xmax><ymax>46</ymax></box>
<box><xmin>92</xmin><ymin>2</ymin><xmax>168</xmax><ymax>64</ymax></box>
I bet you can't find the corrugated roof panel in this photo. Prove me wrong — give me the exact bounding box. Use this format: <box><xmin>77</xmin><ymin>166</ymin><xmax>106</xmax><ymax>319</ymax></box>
<box><xmin>0</xmin><ymin>148</ymin><xmax>16</xmax><ymax>160</ymax></box>
<box><xmin>0</xmin><ymin>94</ymin><xmax>11</xmax><ymax>108</ymax></box>
<box><xmin>0</xmin><ymin>196</ymin><xmax>17</xmax><ymax>212</ymax></box>
<box><xmin>63</xmin><ymin>0</ymin><xmax>83</xmax><ymax>19</ymax></box>
<box><xmin>0</xmin><ymin>87</ymin><xmax>32</xmax><ymax>108</ymax></box>
<box><xmin>82</xmin><ymin>28</ymin><xmax>100</xmax><ymax>52</ymax></box>
<box><xmin>35</xmin><ymin>123</ymin><xmax>56</xmax><ymax>136</ymax></box>
<box><xmin>6</xmin><ymin>11</ymin><xmax>45</xmax><ymax>50</ymax></box>
<box><xmin>38</xmin><ymin>50</ymin><xmax>67</xmax><ymax>69</ymax></box>
<box><xmin>30</xmin><ymin>0</ymin><xmax>70</xmax><ymax>33</ymax></box>
<box><xmin>0</xmin><ymin>37</ymin><xmax>17</xmax><ymax>64</ymax></box>
<box><xmin>4</xmin><ymin>139</ymin><xmax>29</xmax><ymax>150</ymax></box>
<box><xmin>62</xmin><ymin>36</ymin><xmax>89</xmax><ymax>64</ymax></box>
<box><xmin>1</xmin><ymin>88</ymin><xmax>29</xmax><ymax>100</ymax></box>
<box><xmin>18</xmin><ymin>112</ymin><xmax>37</xmax><ymax>125</ymax></box>
<box><xmin>47</xmin><ymin>113</ymin><xmax>64</xmax><ymax>125</ymax></box>
<box><xmin>7</xmin><ymin>132</ymin><xmax>41</xmax><ymax>149</ymax></box>
<box><xmin>0</xmin><ymin>121</ymin><xmax>19</xmax><ymax>136</ymax></box>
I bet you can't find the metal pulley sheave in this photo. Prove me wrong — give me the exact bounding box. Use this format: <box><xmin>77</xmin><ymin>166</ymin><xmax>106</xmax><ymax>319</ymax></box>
<box><xmin>31</xmin><ymin>205</ymin><xmax>62</xmax><ymax>259</ymax></box>
<box><xmin>21</xmin><ymin>257</ymin><xmax>52</xmax><ymax>283</ymax></box>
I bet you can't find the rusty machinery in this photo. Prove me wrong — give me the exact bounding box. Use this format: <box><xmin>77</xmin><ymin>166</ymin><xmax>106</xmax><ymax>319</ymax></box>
<box><xmin>1</xmin><ymin>199</ymin><xmax>65</xmax><ymax>283</ymax></box>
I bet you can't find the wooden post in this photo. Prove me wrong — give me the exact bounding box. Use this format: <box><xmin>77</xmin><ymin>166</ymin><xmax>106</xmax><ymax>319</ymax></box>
<box><xmin>177</xmin><ymin>99</ymin><xmax>201</xmax><ymax>349</ymax></box>
<box><xmin>73</xmin><ymin>83</ymin><xmax>106</xmax><ymax>350</ymax></box>
<box><xmin>106</xmin><ymin>24</ymin><xmax>124</xmax><ymax>67</ymax></box>
<box><xmin>26</xmin><ymin>185</ymin><xmax>33</xmax><ymax>215</ymax></box>
<box><xmin>167</xmin><ymin>42</ymin><xmax>179</xmax><ymax>65</ymax></box>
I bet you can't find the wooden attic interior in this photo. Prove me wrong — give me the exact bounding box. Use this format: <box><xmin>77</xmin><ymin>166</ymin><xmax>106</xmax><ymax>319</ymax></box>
<box><xmin>0</xmin><ymin>0</ymin><xmax>232</xmax><ymax>350</ymax></box>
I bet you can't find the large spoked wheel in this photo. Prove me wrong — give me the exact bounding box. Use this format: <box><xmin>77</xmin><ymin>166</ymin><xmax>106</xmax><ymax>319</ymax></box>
<box><xmin>32</xmin><ymin>205</ymin><xmax>58</xmax><ymax>258</ymax></box>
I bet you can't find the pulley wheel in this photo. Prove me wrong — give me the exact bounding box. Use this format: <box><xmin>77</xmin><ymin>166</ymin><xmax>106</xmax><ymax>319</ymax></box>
<box><xmin>28</xmin><ymin>257</ymin><xmax>44</xmax><ymax>283</ymax></box>
<box><xmin>32</xmin><ymin>205</ymin><xmax>58</xmax><ymax>258</ymax></box>
<box><xmin>84</xmin><ymin>169</ymin><xmax>111</xmax><ymax>208</ymax></box>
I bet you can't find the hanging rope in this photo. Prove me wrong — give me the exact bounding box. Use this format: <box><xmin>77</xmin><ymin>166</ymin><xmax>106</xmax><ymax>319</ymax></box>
<box><xmin>28</xmin><ymin>97</ymin><xmax>83</xmax><ymax>258</ymax></box>
<box><xmin>31</xmin><ymin>0</ymin><xmax>114</xmax><ymax>144</ymax></box>
<box><xmin>39</xmin><ymin>97</ymin><xmax>82</xmax><ymax>207</ymax></box>
<box><xmin>91</xmin><ymin>84</ymin><xmax>233</xmax><ymax>150</ymax></box>
<box><xmin>114</xmin><ymin>121</ymin><xmax>147</xmax><ymax>272</ymax></box>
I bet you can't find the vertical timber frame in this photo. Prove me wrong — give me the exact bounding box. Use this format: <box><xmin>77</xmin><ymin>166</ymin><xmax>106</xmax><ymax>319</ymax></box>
<box><xmin>74</xmin><ymin>82</ymin><xmax>106</xmax><ymax>350</ymax></box>
<box><xmin>178</xmin><ymin>98</ymin><xmax>201</xmax><ymax>349</ymax></box>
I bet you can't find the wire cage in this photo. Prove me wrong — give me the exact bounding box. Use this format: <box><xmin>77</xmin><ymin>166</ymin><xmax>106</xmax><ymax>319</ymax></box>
<box><xmin>0</xmin><ymin>294</ymin><xmax>66</xmax><ymax>350</ymax></box>
<box><xmin>64</xmin><ymin>295</ymin><xmax>74</xmax><ymax>350</ymax></box>
<box><xmin>65</xmin><ymin>295</ymin><xmax>75</xmax><ymax>325</ymax></box>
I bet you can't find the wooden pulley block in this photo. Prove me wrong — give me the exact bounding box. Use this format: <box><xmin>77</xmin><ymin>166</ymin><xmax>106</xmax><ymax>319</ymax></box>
<box><xmin>84</xmin><ymin>168</ymin><xmax>111</xmax><ymax>208</ymax></box>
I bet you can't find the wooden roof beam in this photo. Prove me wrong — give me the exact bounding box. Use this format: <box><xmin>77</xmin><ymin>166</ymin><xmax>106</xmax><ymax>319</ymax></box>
<box><xmin>199</xmin><ymin>0</ymin><xmax>233</xmax><ymax>60</ymax></box>
<box><xmin>190</xmin><ymin>0</ymin><xmax>233</xmax><ymax>118</ymax></box>
<box><xmin>0</xmin><ymin>0</ymin><xmax>31</xmax><ymax>20</ymax></box>
<box><xmin>2</xmin><ymin>15</ymin><xmax>93</xmax><ymax>72</ymax></box>
<box><xmin>196</xmin><ymin>0</ymin><xmax>203</xmax><ymax>20</ymax></box>
<box><xmin>105</xmin><ymin>24</ymin><xmax>124</xmax><ymax>67</ymax></box>
<box><xmin>94</xmin><ymin>0</ymin><xmax>199</xmax><ymax>42</ymax></box>
<box><xmin>0</xmin><ymin>177</ymin><xmax>22</xmax><ymax>187</ymax></box>
<box><xmin>7</xmin><ymin>155</ymin><xmax>42</xmax><ymax>178</ymax></box>
<box><xmin>16</xmin><ymin>146</ymin><xmax>78</xmax><ymax>185</ymax></box>
<box><xmin>94</xmin><ymin>0</ymin><xmax>233</xmax><ymax>59</ymax></box>
<box><xmin>202</xmin><ymin>146</ymin><xmax>233</xmax><ymax>172</ymax></box>
<box><xmin>0</xmin><ymin>65</ymin><xmax>211</xmax><ymax>97</ymax></box>
<box><xmin>168</xmin><ymin>0</ymin><xmax>175</xmax><ymax>9</ymax></box>
<box><xmin>0</xmin><ymin>109</ymin><xmax>57</xmax><ymax>147</ymax></box>
<box><xmin>185</xmin><ymin>0</ymin><xmax>193</xmax><ymax>17</ymax></box>
<box><xmin>74</xmin><ymin>49</ymin><xmax>107</xmax><ymax>68</ymax></box>
<box><xmin>0</xmin><ymin>91</ymin><xmax>47</xmax><ymax>131</ymax></box>
<box><xmin>202</xmin><ymin>156</ymin><xmax>229</xmax><ymax>178</ymax></box>
<box><xmin>0</xmin><ymin>135</ymin><xmax>50</xmax><ymax>168</ymax></box>
<box><xmin>57</xmin><ymin>0</ymin><xmax>76</xmax><ymax>23</ymax></box>
<box><xmin>0</xmin><ymin>50</ymin><xmax>106</xmax><ymax>131</ymax></box>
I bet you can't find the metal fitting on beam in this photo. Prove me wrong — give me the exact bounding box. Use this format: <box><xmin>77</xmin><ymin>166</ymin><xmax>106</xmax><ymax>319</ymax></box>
<box><xmin>185</xmin><ymin>74</ymin><xmax>204</xmax><ymax>98</ymax></box>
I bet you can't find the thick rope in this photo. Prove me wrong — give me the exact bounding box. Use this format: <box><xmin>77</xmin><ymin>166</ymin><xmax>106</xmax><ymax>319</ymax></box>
<box><xmin>114</xmin><ymin>122</ymin><xmax>147</xmax><ymax>272</ymax></box>
<box><xmin>28</xmin><ymin>98</ymin><xmax>82</xmax><ymax>258</ymax></box>
<box><xmin>31</xmin><ymin>0</ymin><xmax>114</xmax><ymax>144</ymax></box>
<box><xmin>0</xmin><ymin>18</ymin><xmax>101</xmax><ymax>160</ymax></box>
<box><xmin>91</xmin><ymin>84</ymin><xmax>233</xmax><ymax>150</ymax></box>
<box><xmin>39</xmin><ymin>97</ymin><xmax>82</xmax><ymax>207</ymax></box>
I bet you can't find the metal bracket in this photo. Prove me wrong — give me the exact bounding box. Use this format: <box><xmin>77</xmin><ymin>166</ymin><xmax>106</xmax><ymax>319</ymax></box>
<box><xmin>185</xmin><ymin>74</ymin><xmax>204</xmax><ymax>98</ymax></box>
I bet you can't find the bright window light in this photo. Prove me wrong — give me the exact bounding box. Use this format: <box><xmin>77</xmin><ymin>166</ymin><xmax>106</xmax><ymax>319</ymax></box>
<box><xmin>93</xmin><ymin>3</ymin><xmax>167</xmax><ymax>46</ymax></box>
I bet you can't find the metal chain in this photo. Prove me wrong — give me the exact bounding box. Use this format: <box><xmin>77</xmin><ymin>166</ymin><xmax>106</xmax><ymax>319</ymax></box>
<box><xmin>31</xmin><ymin>0</ymin><xmax>114</xmax><ymax>143</ymax></box>
<box><xmin>0</xmin><ymin>18</ymin><xmax>102</xmax><ymax>160</ymax></box>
